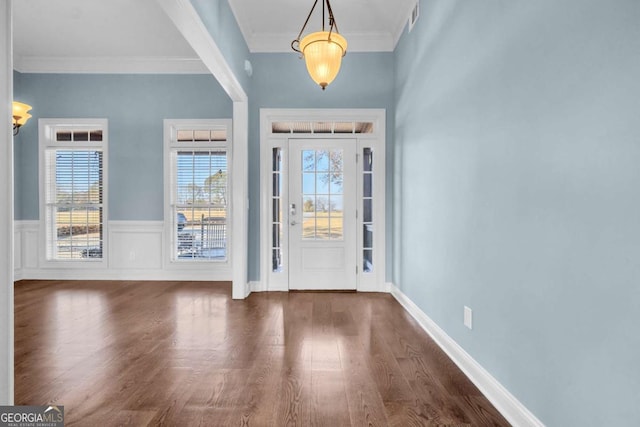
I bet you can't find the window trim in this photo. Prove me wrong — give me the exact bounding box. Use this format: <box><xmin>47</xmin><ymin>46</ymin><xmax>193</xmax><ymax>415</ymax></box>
<box><xmin>38</xmin><ymin>118</ymin><xmax>109</xmax><ymax>269</ymax></box>
<box><xmin>163</xmin><ymin>119</ymin><xmax>233</xmax><ymax>274</ymax></box>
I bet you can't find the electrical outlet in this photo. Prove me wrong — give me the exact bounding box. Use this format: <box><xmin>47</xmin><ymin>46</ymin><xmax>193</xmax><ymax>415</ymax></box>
<box><xmin>129</xmin><ymin>251</ymin><xmax>136</xmax><ymax>261</ymax></box>
<box><xmin>464</xmin><ymin>306</ymin><xmax>473</xmax><ymax>330</ymax></box>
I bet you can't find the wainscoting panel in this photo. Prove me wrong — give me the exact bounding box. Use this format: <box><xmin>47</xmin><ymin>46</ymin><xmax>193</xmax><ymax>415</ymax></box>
<box><xmin>14</xmin><ymin>221</ymin><xmax>39</xmax><ymax>281</ymax></box>
<box><xmin>14</xmin><ymin>220</ymin><xmax>231</xmax><ymax>281</ymax></box>
<box><xmin>13</xmin><ymin>224</ymin><xmax>21</xmax><ymax>281</ymax></box>
<box><xmin>109</xmin><ymin>221</ymin><xmax>164</xmax><ymax>270</ymax></box>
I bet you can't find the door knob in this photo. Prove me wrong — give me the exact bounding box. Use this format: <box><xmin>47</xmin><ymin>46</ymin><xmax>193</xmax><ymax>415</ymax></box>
<box><xmin>290</xmin><ymin>220</ymin><xmax>298</xmax><ymax>226</ymax></box>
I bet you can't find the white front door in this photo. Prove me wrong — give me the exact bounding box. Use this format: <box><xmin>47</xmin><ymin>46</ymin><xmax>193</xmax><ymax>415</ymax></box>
<box><xmin>289</xmin><ymin>139</ymin><xmax>357</xmax><ymax>290</ymax></box>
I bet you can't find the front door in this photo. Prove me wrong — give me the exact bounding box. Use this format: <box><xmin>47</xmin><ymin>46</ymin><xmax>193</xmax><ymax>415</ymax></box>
<box><xmin>289</xmin><ymin>139</ymin><xmax>357</xmax><ymax>290</ymax></box>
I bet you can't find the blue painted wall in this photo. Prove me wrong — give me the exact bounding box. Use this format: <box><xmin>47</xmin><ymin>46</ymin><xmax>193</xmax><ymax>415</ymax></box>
<box><xmin>247</xmin><ymin>52</ymin><xmax>395</xmax><ymax>281</ymax></box>
<box><xmin>190</xmin><ymin>0</ymin><xmax>251</xmax><ymax>95</ymax></box>
<box><xmin>14</xmin><ymin>1</ymin><xmax>640</xmax><ymax>423</ymax></box>
<box><xmin>394</xmin><ymin>0</ymin><xmax>640</xmax><ymax>425</ymax></box>
<box><xmin>13</xmin><ymin>73</ymin><xmax>232</xmax><ymax>220</ymax></box>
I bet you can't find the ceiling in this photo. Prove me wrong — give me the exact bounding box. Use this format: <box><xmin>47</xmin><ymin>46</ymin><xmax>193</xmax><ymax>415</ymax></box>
<box><xmin>12</xmin><ymin>0</ymin><xmax>207</xmax><ymax>73</ymax></box>
<box><xmin>228</xmin><ymin>0</ymin><xmax>417</xmax><ymax>53</ymax></box>
<box><xmin>13</xmin><ymin>0</ymin><xmax>416</xmax><ymax>74</ymax></box>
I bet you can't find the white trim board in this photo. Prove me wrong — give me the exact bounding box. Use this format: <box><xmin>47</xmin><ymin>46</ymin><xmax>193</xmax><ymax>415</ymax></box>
<box><xmin>389</xmin><ymin>283</ymin><xmax>545</xmax><ymax>427</ymax></box>
<box><xmin>13</xmin><ymin>55</ymin><xmax>208</xmax><ymax>74</ymax></box>
<box><xmin>0</xmin><ymin>0</ymin><xmax>14</xmax><ymax>405</ymax></box>
<box><xmin>157</xmin><ymin>0</ymin><xmax>249</xmax><ymax>299</ymax></box>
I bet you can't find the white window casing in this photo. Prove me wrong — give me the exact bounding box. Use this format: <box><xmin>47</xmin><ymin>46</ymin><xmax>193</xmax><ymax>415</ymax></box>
<box><xmin>39</xmin><ymin>118</ymin><xmax>109</xmax><ymax>269</ymax></box>
<box><xmin>163</xmin><ymin>119</ymin><xmax>233</xmax><ymax>277</ymax></box>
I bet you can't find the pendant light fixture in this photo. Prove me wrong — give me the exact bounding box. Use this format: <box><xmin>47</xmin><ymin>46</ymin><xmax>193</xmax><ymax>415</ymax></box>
<box><xmin>291</xmin><ymin>0</ymin><xmax>347</xmax><ymax>90</ymax></box>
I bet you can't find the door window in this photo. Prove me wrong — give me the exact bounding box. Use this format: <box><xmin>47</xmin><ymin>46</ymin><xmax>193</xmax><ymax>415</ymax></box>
<box><xmin>301</xmin><ymin>149</ymin><xmax>344</xmax><ymax>240</ymax></box>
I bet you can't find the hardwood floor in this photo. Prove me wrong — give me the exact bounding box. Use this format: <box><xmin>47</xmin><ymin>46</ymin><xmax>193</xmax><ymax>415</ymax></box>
<box><xmin>14</xmin><ymin>280</ymin><xmax>510</xmax><ymax>426</ymax></box>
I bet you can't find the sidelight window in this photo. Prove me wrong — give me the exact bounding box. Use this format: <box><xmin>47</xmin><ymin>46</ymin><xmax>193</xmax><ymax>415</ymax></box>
<box><xmin>362</xmin><ymin>147</ymin><xmax>374</xmax><ymax>272</ymax></box>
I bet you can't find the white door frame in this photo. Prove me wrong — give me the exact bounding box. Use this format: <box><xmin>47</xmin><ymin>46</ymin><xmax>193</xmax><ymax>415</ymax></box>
<box><xmin>259</xmin><ymin>108</ymin><xmax>386</xmax><ymax>293</ymax></box>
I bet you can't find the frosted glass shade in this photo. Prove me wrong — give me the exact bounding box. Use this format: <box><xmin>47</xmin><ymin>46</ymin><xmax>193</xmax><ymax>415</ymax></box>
<box><xmin>12</xmin><ymin>101</ymin><xmax>32</xmax><ymax>127</ymax></box>
<box><xmin>300</xmin><ymin>31</ymin><xmax>347</xmax><ymax>90</ymax></box>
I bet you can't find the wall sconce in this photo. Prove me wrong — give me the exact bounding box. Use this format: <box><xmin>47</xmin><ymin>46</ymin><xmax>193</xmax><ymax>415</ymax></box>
<box><xmin>291</xmin><ymin>0</ymin><xmax>347</xmax><ymax>90</ymax></box>
<box><xmin>13</xmin><ymin>101</ymin><xmax>32</xmax><ymax>136</ymax></box>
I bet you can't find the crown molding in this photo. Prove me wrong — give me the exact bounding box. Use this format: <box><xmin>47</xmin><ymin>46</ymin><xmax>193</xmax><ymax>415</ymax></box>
<box><xmin>392</xmin><ymin>17</ymin><xmax>409</xmax><ymax>49</ymax></box>
<box><xmin>247</xmin><ymin>31</ymin><xmax>396</xmax><ymax>53</ymax></box>
<box><xmin>13</xmin><ymin>55</ymin><xmax>209</xmax><ymax>74</ymax></box>
<box><xmin>227</xmin><ymin>0</ymin><xmax>415</xmax><ymax>53</ymax></box>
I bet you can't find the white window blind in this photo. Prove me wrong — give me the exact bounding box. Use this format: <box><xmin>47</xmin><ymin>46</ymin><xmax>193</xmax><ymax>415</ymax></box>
<box><xmin>42</xmin><ymin>121</ymin><xmax>107</xmax><ymax>261</ymax></box>
<box><xmin>169</xmin><ymin>123</ymin><xmax>230</xmax><ymax>261</ymax></box>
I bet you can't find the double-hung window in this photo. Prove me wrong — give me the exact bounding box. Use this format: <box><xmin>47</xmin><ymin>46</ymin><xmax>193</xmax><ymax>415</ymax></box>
<box><xmin>40</xmin><ymin>119</ymin><xmax>108</xmax><ymax>262</ymax></box>
<box><xmin>166</xmin><ymin>120</ymin><xmax>231</xmax><ymax>262</ymax></box>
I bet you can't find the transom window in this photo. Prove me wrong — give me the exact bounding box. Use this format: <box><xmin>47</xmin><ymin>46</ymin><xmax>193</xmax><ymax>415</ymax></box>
<box><xmin>272</xmin><ymin>120</ymin><xmax>374</xmax><ymax>134</ymax></box>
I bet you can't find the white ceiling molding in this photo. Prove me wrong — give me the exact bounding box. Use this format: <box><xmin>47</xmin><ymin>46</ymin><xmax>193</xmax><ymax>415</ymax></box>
<box><xmin>392</xmin><ymin>17</ymin><xmax>410</xmax><ymax>49</ymax></box>
<box><xmin>227</xmin><ymin>0</ymin><xmax>391</xmax><ymax>53</ymax></box>
<box><xmin>13</xmin><ymin>0</ymin><xmax>416</xmax><ymax>74</ymax></box>
<box><xmin>227</xmin><ymin>0</ymin><xmax>415</xmax><ymax>54</ymax></box>
<box><xmin>247</xmin><ymin>31</ymin><xmax>396</xmax><ymax>53</ymax></box>
<box><xmin>13</xmin><ymin>55</ymin><xmax>209</xmax><ymax>74</ymax></box>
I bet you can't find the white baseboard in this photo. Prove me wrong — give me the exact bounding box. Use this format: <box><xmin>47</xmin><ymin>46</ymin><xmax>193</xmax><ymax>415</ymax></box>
<box><xmin>389</xmin><ymin>283</ymin><xmax>545</xmax><ymax>427</ymax></box>
<box><xmin>250</xmin><ymin>281</ymin><xmax>290</xmax><ymax>293</ymax></box>
<box><xmin>250</xmin><ymin>281</ymin><xmax>389</xmax><ymax>294</ymax></box>
<box><xmin>16</xmin><ymin>269</ymin><xmax>232</xmax><ymax>282</ymax></box>
<box><xmin>249</xmin><ymin>281</ymin><xmax>265</xmax><ymax>293</ymax></box>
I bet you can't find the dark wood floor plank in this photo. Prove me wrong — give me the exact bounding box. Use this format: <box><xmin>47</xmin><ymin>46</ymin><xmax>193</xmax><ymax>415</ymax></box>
<box><xmin>338</xmin><ymin>339</ymin><xmax>390</xmax><ymax>427</ymax></box>
<box><xmin>397</xmin><ymin>356</ymin><xmax>472</xmax><ymax>425</ymax></box>
<box><xmin>367</xmin><ymin>328</ymin><xmax>416</xmax><ymax>403</ymax></box>
<box><xmin>274</xmin><ymin>366</ymin><xmax>311</xmax><ymax>426</ymax></box>
<box><xmin>238</xmin><ymin>344</ymin><xmax>285</xmax><ymax>426</ymax></box>
<box><xmin>458</xmin><ymin>395</ymin><xmax>513</xmax><ymax>427</ymax></box>
<box><xmin>310</xmin><ymin>369</ymin><xmax>351</xmax><ymax>427</ymax></box>
<box><xmin>14</xmin><ymin>280</ymin><xmax>510</xmax><ymax>427</ymax></box>
<box><xmin>383</xmin><ymin>400</ymin><xmax>443</xmax><ymax>427</ymax></box>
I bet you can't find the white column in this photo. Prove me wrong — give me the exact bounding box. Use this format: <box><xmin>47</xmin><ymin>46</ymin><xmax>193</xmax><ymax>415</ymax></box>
<box><xmin>231</xmin><ymin>100</ymin><xmax>248</xmax><ymax>299</ymax></box>
<box><xmin>0</xmin><ymin>0</ymin><xmax>14</xmax><ymax>405</ymax></box>
<box><xmin>156</xmin><ymin>0</ymin><xmax>250</xmax><ymax>298</ymax></box>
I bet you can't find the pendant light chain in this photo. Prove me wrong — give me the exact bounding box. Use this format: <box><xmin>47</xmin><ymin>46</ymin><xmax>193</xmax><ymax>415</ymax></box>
<box><xmin>291</xmin><ymin>0</ymin><xmax>319</xmax><ymax>53</ymax></box>
<box><xmin>291</xmin><ymin>0</ymin><xmax>341</xmax><ymax>53</ymax></box>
